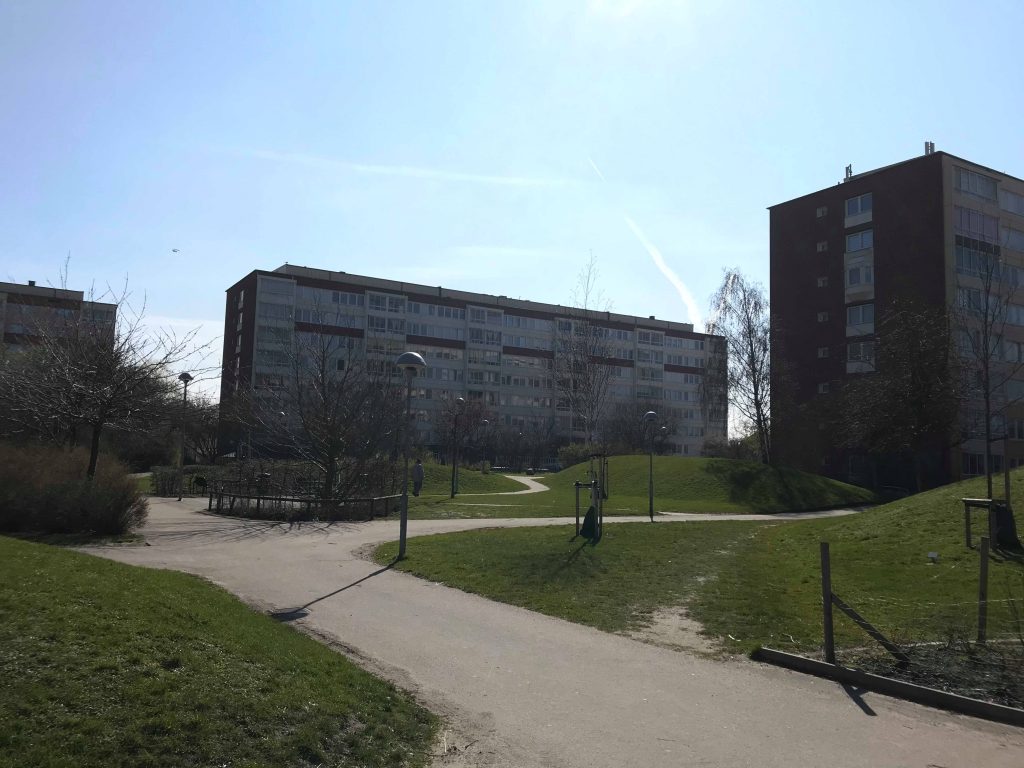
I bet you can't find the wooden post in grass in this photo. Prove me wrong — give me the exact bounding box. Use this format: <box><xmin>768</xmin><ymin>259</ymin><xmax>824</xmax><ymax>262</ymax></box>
<box><xmin>978</xmin><ymin>536</ymin><xmax>990</xmax><ymax>644</ymax></box>
<box><xmin>820</xmin><ymin>541</ymin><xmax>835</xmax><ymax>664</ymax></box>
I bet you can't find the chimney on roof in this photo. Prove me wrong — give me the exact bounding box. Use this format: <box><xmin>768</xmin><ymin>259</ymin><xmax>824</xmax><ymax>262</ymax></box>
<box><xmin>844</xmin><ymin>165</ymin><xmax>853</xmax><ymax>182</ymax></box>
<box><xmin>924</xmin><ymin>141</ymin><xmax>935</xmax><ymax>155</ymax></box>
<box><xmin>649</xmin><ymin>315</ymin><xmax>656</xmax><ymax>320</ymax></box>
<box><xmin>28</xmin><ymin>280</ymin><xmax>35</xmax><ymax>286</ymax></box>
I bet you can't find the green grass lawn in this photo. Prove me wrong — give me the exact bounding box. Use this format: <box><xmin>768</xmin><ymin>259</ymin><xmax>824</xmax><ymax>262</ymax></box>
<box><xmin>413</xmin><ymin>462</ymin><xmax>525</xmax><ymax>496</ymax></box>
<box><xmin>0</xmin><ymin>536</ymin><xmax>437</xmax><ymax>768</ymax></box>
<box><xmin>380</xmin><ymin>470</ymin><xmax>1024</xmax><ymax>659</ymax></box>
<box><xmin>408</xmin><ymin>455</ymin><xmax>875</xmax><ymax>519</ymax></box>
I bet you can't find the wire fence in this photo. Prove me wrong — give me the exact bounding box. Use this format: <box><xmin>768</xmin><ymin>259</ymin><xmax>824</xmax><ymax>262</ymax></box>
<box><xmin>810</xmin><ymin>540</ymin><xmax>1024</xmax><ymax>708</ymax></box>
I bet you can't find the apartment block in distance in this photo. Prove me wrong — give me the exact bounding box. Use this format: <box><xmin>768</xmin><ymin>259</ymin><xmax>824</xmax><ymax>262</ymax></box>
<box><xmin>770</xmin><ymin>145</ymin><xmax>1024</xmax><ymax>489</ymax></box>
<box><xmin>219</xmin><ymin>265</ymin><xmax>726</xmax><ymax>458</ymax></box>
<box><xmin>0</xmin><ymin>280</ymin><xmax>116</xmax><ymax>351</ymax></box>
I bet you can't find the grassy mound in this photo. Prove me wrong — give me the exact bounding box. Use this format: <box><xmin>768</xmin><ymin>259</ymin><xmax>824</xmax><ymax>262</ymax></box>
<box><xmin>0</xmin><ymin>536</ymin><xmax>436</xmax><ymax>768</ymax></box>
<box><xmin>414</xmin><ymin>462</ymin><xmax>526</xmax><ymax>495</ymax></box>
<box><xmin>549</xmin><ymin>456</ymin><xmax>875</xmax><ymax>513</ymax></box>
<box><xmin>408</xmin><ymin>455</ymin><xmax>874</xmax><ymax>519</ymax></box>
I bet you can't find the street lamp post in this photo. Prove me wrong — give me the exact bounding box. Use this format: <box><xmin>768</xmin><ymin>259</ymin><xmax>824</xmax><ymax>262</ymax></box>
<box><xmin>396</xmin><ymin>351</ymin><xmax>426</xmax><ymax>560</ymax></box>
<box><xmin>177</xmin><ymin>372</ymin><xmax>193</xmax><ymax>501</ymax></box>
<box><xmin>450</xmin><ymin>396</ymin><xmax>465</xmax><ymax>499</ymax></box>
<box><xmin>643</xmin><ymin>410</ymin><xmax>658</xmax><ymax>522</ymax></box>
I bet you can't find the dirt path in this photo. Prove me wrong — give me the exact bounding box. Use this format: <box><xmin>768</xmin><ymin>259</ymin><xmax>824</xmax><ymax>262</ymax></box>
<box><xmin>84</xmin><ymin>500</ymin><xmax>1024</xmax><ymax>768</ymax></box>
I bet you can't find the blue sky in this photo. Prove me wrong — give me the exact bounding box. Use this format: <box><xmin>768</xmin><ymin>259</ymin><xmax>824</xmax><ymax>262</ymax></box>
<box><xmin>3</xmin><ymin>0</ymin><xmax>1024</xmax><ymax>387</ymax></box>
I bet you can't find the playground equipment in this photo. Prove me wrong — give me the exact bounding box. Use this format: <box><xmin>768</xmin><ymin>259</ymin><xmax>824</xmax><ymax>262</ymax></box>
<box><xmin>574</xmin><ymin>453</ymin><xmax>607</xmax><ymax>543</ymax></box>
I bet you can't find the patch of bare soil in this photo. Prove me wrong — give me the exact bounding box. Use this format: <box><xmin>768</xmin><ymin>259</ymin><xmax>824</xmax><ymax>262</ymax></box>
<box><xmin>628</xmin><ymin>607</ymin><xmax>718</xmax><ymax>655</ymax></box>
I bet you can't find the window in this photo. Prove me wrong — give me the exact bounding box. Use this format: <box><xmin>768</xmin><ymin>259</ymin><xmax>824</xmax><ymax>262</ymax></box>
<box><xmin>387</xmin><ymin>296</ymin><xmax>406</xmax><ymax>313</ymax></box>
<box><xmin>847</xmin><ymin>340</ymin><xmax>875</xmax><ymax>364</ymax></box>
<box><xmin>846</xmin><ymin>229</ymin><xmax>873</xmax><ymax>252</ymax></box>
<box><xmin>368</xmin><ymin>294</ymin><xmax>387</xmax><ymax>311</ymax></box>
<box><xmin>816</xmin><ymin>206</ymin><xmax>828</xmax><ymax>218</ymax></box>
<box><xmin>469</xmin><ymin>307</ymin><xmax>486</xmax><ymax>323</ymax></box>
<box><xmin>817</xmin><ymin>346</ymin><xmax>829</xmax><ymax>358</ymax></box>
<box><xmin>963</xmin><ymin>452</ymin><xmax>1001</xmax><ymax>476</ymax></box>
<box><xmin>817</xmin><ymin>311</ymin><xmax>829</xmax><ymax>322</ymax></box>
<box><xmin>956</xmin><ymin>287</ymin><xmax>983</xmax><ymax>312</ymax></box>
<box><xmin>367</xmin><ymin>315</ymin><xmax>387</xmax><ymax>332</ymax></box>
<box><xmin>816</xmin><ymin>241</ymin><xmax>829</xmax><ymax>253</ymax></box>
<box><xmin>955</xmin><ymin>167</ymin><xmax>998</xmax><ymax>201</ymax></box>
<box><xmin>1000</xmin><ymin>188</ymin><xmax>1024</xmax><ymax>216</ymax></box>
<box><xmin>1002</xmin><ymin>227</ymin><xmax>1024</xmax><ymax>252</ymax></box>
<box><xmin>1008</xmin><ymin>419</ymin><xmax>1024</xmax><ymax>440</ymax></box>
<box><xmin>846</xmin><ymin>303</ymin><xmax>874</xmax><ymax>326</ymax></box>
<box><xmin>638</xmin><ymin>330</ymin><xmax>664</xmax><ymax>346</ymax></box>
<box><xmin>817</xmin><ymin>382</ymin><xmax>830</xmax><ymax>394</ymax></box>
<box><xmin>845</xmin><ymin>193</ymin><xmax>872</xmax><ymax>217</ymax></box>
<box><xmin>954</xmin><ymin>206</ymin><xmax>999</xmax><ymax>242</ymax></box>
<box><xmin>817</xmin><ymin>276</ymin><xmax>829</xmax><ymax>288</ymax></box>
<box><xmin>846</xmin><ymin>265</ymin><xmax>873</xmax><ymax>287</ymax></box>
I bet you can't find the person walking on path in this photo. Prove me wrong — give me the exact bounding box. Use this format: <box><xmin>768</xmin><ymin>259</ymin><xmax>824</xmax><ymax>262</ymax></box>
<box><xmin>412</xmin><ymin>459</ymin><xmax>425</xmax><ymax>497</ymax></box>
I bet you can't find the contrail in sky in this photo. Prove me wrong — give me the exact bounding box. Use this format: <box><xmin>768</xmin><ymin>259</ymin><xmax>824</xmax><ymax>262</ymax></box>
<box><xmin>624</xmin><ymin>216</ymin><xmax>703</xmax><ymax>329</ymax></box>
<box><xmin>587</xmin><ymin>157</ymin><xmax>703</xmax><ymax>329</ymax></box>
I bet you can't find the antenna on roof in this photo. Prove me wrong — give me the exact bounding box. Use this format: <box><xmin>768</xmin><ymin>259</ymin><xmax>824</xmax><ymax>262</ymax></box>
<box><xmin>924</xmin><ymin>141</ymin><xmax>935</xmax><ymax>155</ymax></box>
<box><xmin>844</xmin><ymin>164</ymin><xmax>853</xmax><ymax>181</ymax></box>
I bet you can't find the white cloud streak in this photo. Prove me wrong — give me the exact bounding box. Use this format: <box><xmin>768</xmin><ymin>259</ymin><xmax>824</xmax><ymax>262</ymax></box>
<box><xmin>240</xmin><ymin>148</ymin><xmax>570</xmax><ymax>187</ymax></box>
<box><xmin>586</xmin><ymin>156</ymin><xmax>703</xmax><ymax>328</ymax></box>
<box><xmin>624</xmin><ymin>216</ymin><xmax>703</xmax><ymax>330</ymax></box>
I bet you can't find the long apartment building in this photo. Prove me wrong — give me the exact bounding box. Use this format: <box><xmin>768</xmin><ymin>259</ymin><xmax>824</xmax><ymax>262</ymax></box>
<box><xmin>219</xmin><ymin>265</ymin><xmax>726</xmax><ymax>457</ymax></box>
<box><xmin>770</xmin><ymin>146</ymin><xmax>1024</xmax><ymax>489</ymax></box>
<box><xmin>0</xmin><ymin>280</ymin><xmax>116</xmax><ymax>351</ymax></box>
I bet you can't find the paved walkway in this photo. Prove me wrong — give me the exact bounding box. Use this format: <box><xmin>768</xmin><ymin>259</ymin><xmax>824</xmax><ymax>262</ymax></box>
<box><xmin>451</xmin><ymin>475</ymin><xmax>551</xmax><ymax>496</ymax></box>
<box><xmin>84</xmin><ymin>500</ymin><xmax>1024</xmax><ymax>768</ymax></box>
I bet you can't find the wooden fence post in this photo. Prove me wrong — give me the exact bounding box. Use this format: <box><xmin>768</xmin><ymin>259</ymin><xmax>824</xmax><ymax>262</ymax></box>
<box><xmin>821</xmin><ymin>541</ymin><xmax>835</xmax><ymax>664</ymax></box>
<box><xmin>978</xmin><ymin>536</ymin><xmax>990</xmax><ymax>644</ymax></box>
<box><xmin>964</xmin><ymin>504</ymin><xmax>972</xmax><ymax>548</ymax></box>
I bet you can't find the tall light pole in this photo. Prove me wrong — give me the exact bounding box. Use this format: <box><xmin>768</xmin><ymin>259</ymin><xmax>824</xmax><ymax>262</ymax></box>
<box><xmin>396</xmin><ymin>352</ymin><xmax>426</xmax><ymax>560</ymax></box>
<box><xmin>643</xmin><ymin>410</ymin><xmax>658</xmax><ymax>522</ymax></box>
<box><xmin>450</xmin><ymin>396</ymin><xmax>465</xmax><ymax>498</ymax></box>
<box><xmin>177</xmin><ymin>372</ymin><xmax>193</xmax><ymax>501</ymax></box>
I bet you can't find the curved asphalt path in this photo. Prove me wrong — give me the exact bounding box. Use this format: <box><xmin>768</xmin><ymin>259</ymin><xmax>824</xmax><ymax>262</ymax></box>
<box><xmin>84</xmin><ymin>499</ymin><xmax>1023</xmax><ymax>767</ymax></box>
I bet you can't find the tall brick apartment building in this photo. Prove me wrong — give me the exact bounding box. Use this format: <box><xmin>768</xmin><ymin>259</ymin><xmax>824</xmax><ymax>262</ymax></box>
<box><xmin>770</xmin><ymin>147</ymin><xmax>1024</xmax><ymax>489</ymax></box>
<box><xmin>219</xmin><ymin>264</ymin><xmax>727</xmax><ymax>458</ymax></box>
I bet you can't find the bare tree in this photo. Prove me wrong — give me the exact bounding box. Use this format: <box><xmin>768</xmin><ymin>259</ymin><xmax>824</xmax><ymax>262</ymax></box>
<box><xmin>0</xmin><ymin>292</ymin><xmax>209</xmax><ymax>478</ymax></box>
<box><xmin>553</xmin><ymin>256</ymin><xmax>615</xmax><ymax>444</ymax></box>
<box><xmin>241</xmin><ymin>323</ymin><xmax>404</xmax><ymax>502</ymax></box>
<box><xmin>706</xmin><ymin>269</ymin><xmax>771</xmax><ymax>464</ymax></box>
<box><xmin>953</xmin><ymin>240</ymin><xmax>1024</xmax><ymax>496</ymax></box>
<box><xmin>182</xmin><ymin>395</ymin><xmax>220</xmax><ymax>465</ymax></box>
<box><xmin>601</xmin><ymin>400</ymin><xmax>679</xmax><ymax>454</ymax></box>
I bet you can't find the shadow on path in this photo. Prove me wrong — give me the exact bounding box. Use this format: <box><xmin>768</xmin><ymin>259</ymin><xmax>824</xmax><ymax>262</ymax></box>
<box><xmin>270</xmin><ymin>562</ymin><xmax>395</xmax><ymax>622</ymax></box>
<box><xmin>841</xmin><ymin>683</ymin><xmax>877</xmax><ymax>717</ymax></box>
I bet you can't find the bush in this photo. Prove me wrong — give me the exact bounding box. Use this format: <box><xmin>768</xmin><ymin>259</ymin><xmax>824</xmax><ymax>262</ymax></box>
<box><xmin>0</xmin><ymin>443</ymin><xmax>148</xmax><ymax>535</ymax></box>
<box><xmin>557</xmin><ymin>443</ymin><xmax>602</xmax><ymax>470</ymax></box>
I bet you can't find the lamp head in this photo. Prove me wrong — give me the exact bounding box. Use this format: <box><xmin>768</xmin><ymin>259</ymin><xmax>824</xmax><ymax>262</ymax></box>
<box><xmin>396</xmin><ymin>351</ymin><xmax>426</xmax><ymax>378</ymax></box>
<box><xmin>642</xmin><ymin>410</ymin><xmax>657</xmax><ymax>423</ymax></box>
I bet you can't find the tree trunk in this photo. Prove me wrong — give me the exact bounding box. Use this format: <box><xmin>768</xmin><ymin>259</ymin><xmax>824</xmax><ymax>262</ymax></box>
<box><xmin>87</xmin><ymin>423</ymin><xmax>103</xmax><ymax>479</ymax></box>
<box><xmin>322</xmin><ymin>456</ymin><xmax>337</xmax><ymax>504</ymax></box>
